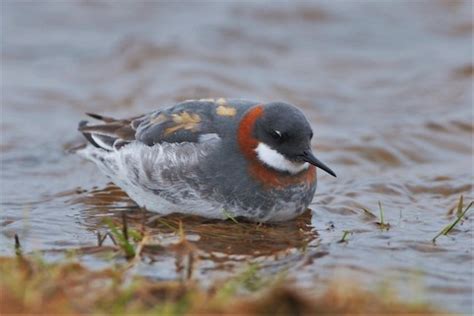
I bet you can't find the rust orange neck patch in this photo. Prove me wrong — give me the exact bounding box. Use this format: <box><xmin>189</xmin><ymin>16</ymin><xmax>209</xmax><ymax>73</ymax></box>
<box><xmin>237</xmin><ymin>105</ymin><xmax>264</xmax><ymax>159</ymax></box>
<box><xmin>237</xmin><ymin>106</ymin><xmax>316</xmax><ymax>188</ymax></box>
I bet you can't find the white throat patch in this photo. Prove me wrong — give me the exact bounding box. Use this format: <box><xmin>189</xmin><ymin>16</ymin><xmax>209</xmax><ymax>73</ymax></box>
<box><xmin>255</xmin><ymin>143</ymin><xmax>309</xmax><ymax>174</ymax></box>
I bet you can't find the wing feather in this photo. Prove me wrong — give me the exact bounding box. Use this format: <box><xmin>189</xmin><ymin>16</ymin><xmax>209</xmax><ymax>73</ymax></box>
<box><xmin>78</xmin><ymin>99</ymin><xmax>242</xmax><ymax>151</ymax></box>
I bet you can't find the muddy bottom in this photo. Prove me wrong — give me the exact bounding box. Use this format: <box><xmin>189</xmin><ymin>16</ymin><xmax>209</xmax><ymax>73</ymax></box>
<box><xmin>1</xmin><ymin>1</ymin><xmax>473</xmax><ymax>313</ymax></box>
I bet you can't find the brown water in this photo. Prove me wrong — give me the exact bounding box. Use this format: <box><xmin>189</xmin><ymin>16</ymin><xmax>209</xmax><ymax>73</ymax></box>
<box><xmin>1</xmin><ymin>1</ymin><xmax>473</xmax><ymax>313</ymax></box>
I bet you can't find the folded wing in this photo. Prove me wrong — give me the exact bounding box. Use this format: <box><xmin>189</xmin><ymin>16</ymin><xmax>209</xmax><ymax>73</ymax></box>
<box><xmin>78</xmin><ymin>100</ymin><xmax>224</xmax><ymax>151</ymax></box>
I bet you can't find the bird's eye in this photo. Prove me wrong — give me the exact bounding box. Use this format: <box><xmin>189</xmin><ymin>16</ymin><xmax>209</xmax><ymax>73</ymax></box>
<box><xmin>310</xmin><ymin>131</ymin><xmax>314</xmax><ymax>139</ymax></box>
<box><xmin>271</xmin><ymin>130</ymin><xmax>282</xmax><ymax>139</ymax></box>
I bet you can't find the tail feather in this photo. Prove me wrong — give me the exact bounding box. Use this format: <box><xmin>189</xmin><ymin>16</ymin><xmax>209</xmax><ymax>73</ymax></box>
<box><xmin>79</xmin><ymin>120</ymin><xmax>102</xmax><ymax>149</ymax></box>
<box><xmin>79</xmin><ymin>122</ymin><xmax>127</xmax><ymax>137</ymax></box>
<box><xmin>91</xmin><ymin>134</ymin><xmax>115</xmax><ymax>151</ymax></box>
<box><xmin>78</xmin><ymin>114</ymin><xmax>135</xmax><ymax>151</ymax></box>
<box><xmin>86</xmin><ymin>112</ymin><xmax>117</xmax><ymax>123</ymax></box>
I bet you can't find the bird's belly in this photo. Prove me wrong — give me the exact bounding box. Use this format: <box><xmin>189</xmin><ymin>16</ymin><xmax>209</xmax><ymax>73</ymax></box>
<box><xmin>221</xmin><ymin>183</ymin><xmax>316</xmax><ymax>222</ymax></box>
<box><xmin>117</xmin><ymin>176</ymin><xmax>311</xmax><ymax>222</ymax></box>
<box><xmin>116</xmin><ymin>177</ymin><xmax>227</xmax><ymax>219</ymax></box>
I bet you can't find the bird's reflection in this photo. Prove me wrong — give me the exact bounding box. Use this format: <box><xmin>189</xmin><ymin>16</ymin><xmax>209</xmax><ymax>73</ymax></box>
<box><xmin>69</xmin><ymin>183</ymin><xmax>319</xmax><ymax>259</ymax></box>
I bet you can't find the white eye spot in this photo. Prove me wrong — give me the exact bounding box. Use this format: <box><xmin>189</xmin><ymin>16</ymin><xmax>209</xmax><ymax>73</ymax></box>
<box><xmin>274</xmin><ymin>130</ymin><xmax>281</xmax><ymax>137</ymax></box>
<box><xmin>255</xmin><ymin>143</ymin><xmax>309</xmax><ymax>174</ymax></box>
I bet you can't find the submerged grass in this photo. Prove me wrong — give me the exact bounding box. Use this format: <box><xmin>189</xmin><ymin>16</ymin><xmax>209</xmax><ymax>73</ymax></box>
<box><xmin>361</xmin><ymin>201</ymin><xmax>390</xmax><ymax>230</ymax></box>
<box><xmin>433</xmin><ymin>195</ymin><xmax>473</xmax><ymax>243</ymax></box>
<box><xmin>338</xmin><ymin>230</ymin><xmax>351</xmax><ymax>243</ymax></box>
<box><xmin>0</xmin><ymin>255</ymin><xmax>439</xmax><ymax>315</ymax></box>
<box><xmin>361</xmin><ymin>207</ymin><xmax>377</xmax><ymax>219</ymax></box>
<box><xmin>377</xmin><ymin>201</ymin><xmax>391</xmax><ymax>230</ymax></box>
<box><xmin>222</xmin><ymin>209</ymin><xmax>240</xmax><ymax>224</ymax></box>
<box><xmin>102</xmin><ymin>213</ymin><xmax>147</xmax><ymax>259</ymax></box>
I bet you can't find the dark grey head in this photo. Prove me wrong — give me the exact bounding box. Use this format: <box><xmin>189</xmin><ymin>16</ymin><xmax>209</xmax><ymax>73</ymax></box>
<box><xmin>252</xmin><ymin>102</ymin><xmax>336</xmax><ymax>177</ymax></box>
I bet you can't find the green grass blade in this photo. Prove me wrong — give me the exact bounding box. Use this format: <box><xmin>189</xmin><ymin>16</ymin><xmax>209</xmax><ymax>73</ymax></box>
<box><xmin>222</xmin><ymin>210</ymin><xmax>239</xmax><ymax>224</ymax></box>
<box><xmin>338</xmin><ymin>230</ymin><xmax>350</xmax><ymax>243</ymax></box>
<box><xmin>361</xmin><ymin>207</ymin><xmax>377</xmax><ymax>218</ymax></box>
<box><xmin>456</xmin><ymin>195</ymin><xmax>464</xmax><ymax>217</ymax></box>
<box><xmin>378</xmin><ymin>201</ymin><xmax>384</xmax><ymax>226</ymax></box>
<box><xmin>433</xmin><ymin>200</ymin><xmax>473</xmax><ymax>243</ymax></box>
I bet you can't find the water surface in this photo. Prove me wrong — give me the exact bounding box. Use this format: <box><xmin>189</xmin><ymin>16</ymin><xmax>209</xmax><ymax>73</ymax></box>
<box><xmin>1</xmin><ymin>1</ymin><xmax>473</xmax><ymax>313</ymax></box>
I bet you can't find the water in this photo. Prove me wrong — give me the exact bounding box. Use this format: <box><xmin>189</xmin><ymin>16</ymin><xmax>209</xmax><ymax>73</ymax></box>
<box><xmin>1</xmin><ymin>1</ymin><xmax>472</xmax><ymax>313</ymax></box>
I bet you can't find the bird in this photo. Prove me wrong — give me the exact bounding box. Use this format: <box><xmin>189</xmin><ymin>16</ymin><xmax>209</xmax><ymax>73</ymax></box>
<box><xmin>77</xmin><ymin>98</ymin><xmax>336</xmax><ymax>222</ymax></box>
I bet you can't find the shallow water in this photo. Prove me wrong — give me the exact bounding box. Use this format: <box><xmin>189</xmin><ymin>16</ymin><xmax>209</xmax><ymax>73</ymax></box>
<box><xmin>1</xmin><ymin>1</ymin><xmax>473</xmax><ymax>313</ymax></box>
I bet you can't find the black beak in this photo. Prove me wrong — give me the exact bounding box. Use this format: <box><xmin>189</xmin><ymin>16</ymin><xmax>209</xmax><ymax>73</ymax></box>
<box><xmin>300</xmin><ymin>150</ymin><xmax>336</xmax><ymax>177</ymax></box>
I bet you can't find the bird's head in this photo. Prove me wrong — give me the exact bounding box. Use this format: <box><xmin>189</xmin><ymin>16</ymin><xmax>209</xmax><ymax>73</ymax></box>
<box><xmin>238</xmin><ymin>102</ymin><xmax>336</xmax><ymax>177</ymax></box>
